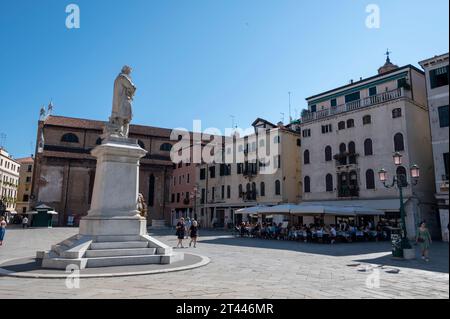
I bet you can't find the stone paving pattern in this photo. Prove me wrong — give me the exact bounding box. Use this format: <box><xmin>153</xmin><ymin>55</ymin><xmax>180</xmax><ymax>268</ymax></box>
<box><xmin>0</xmin><ymin>227</ymin><xmax>448</xmax><ymax>299</ymax></box>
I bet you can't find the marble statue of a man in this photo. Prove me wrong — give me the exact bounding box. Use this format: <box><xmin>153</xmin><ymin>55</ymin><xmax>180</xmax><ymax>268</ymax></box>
<box><xmin>109</xmin><ymin>65</ymin><xmax>136</xmax><ymax>137</ymax></box>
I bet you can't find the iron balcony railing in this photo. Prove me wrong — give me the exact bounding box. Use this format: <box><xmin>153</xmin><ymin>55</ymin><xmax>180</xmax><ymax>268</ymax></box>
<box><xmin>302</xmin><ymin>88</ymin><xmax>405</xmax><ymax>123</ymax></box>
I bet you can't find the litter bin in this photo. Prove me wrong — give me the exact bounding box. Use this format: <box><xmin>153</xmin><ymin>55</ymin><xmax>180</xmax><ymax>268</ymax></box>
<box><xmin>390</xmin><ymin>227</ymin><xmax>403</xmax><ymax>258</ymax></box>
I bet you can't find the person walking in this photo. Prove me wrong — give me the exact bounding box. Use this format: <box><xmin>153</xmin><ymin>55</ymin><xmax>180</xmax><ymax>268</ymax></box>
<box><xmin>0</xmin><ymin>217</ymin><xmax>7</xmax><ymax>246</ymax></box>
<box><xmin>416</xmin><ymin>221</ymin><xmax>432</xmax><ymax>262</ymax></box>
<box><xmin>176</xmin><ymin>217</ymin><xmax>186</xmax><ymax>248</ymax></box>
<box><xmin>189</xmin><ymin>220</ymin><xmax>199</xmax><ymax>248</ymax></box>
<box><xmin>185</xmin><ymin>217</ymin><xmax>192</xmax><ymax>239</ymax></box>
<box><xmin>22</xmin><ymin>216</ymin><xmax>29</xmax><ymax>229</ymax></box>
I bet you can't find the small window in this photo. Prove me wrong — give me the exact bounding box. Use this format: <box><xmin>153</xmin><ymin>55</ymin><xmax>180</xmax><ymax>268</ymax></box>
<box><xmin>310</xmin><ymin>105</ymin><xmax>317</xmax><ymax>112</ymax></box>
<box><xmin>96</xmin><ymin>137</ymin><xmax>103</xmax><ymax>145</ymax></box>
<box><xmin>363</xmin><ymin>115</ymin><xmax>371</xmax><ymax>125</ymax></box>
<box><xmin>438</xmin><ymin>105</ymin><xmax>449</xmax><ymax>127</ymax></box>
<box><xmin>296</xmin><ymin>139</ymin><xmax>301</xmax><ymax>147</ymax></box>
<box><xmin>260</xmin><ymin>182</ymin><xmax>265</xmax><ymax>197</ymax></box>
<box><xmin>304</xmin><ymin>176</ymin><xmax>310</xmax><ymax>193</ymax></box>
<box><xmin>302</xmin><ymin>129</ymin><xmax>311</xmax><ymax>138</ymax></box>
<box><xmin>326</xmin><ymin>174</ymin><xmax>333</xmax><ymax>192</ymax></box>
<box><xmin>331</xmin><ymin>99</ymin><xmax>337</xmax><ymax>107</ymax></box>
<box><xmin>304</xmin><ymin>150</ymin><xmax>310</xmax><ymax>164</ymax></box>
<box><xmin>394</xmin><ymin>133</ymin><xmax>405</xmax><ymax>152</ymax></box>
<box><xmin>348</xmin><ymin>141</ymin><xmax>356</xmax><ymax>154</ymax></box>
<box><xmin>339</xmin><ymin>143</ymin><xmax>346</xmax><ymax>153</ymax></box>
<box><xmin>346</xmin><ymin>119</ymin><xmax>355</xmax><ymax>128</ymax></box>
<box><xmin>275</xmin><ymin>180</ymin><xmax>281</xmax><ymax>195</ymax></box>
<box><xmin>345</xmin><ymin>91</ymin><xmax>360</xmax><ymax>103</ymax></box>
<box><xmin>200</xmin><ymin>168</ymin><xmax>206</xmax><ymax>180</ymax></box>
<box><xmin>364</xmin><ymin>139</ymin><xmax>373</xmax><ymax>156</ymax></box>
<box><xmin>321</xmin><ymin>124</ymin><xmax>332</xmax><ymax>134</ymax></box>
<box><xmin>338</xmin><ymin>121</ymin><xmax>346</xmax><ymax>130</ymax></box>
<box><xmin>325</xmin><ymin>146</ymin><xmax>332</xmax><ymax>162</ymax></box>
<box><xmin>430</xmin><ymin>66</ymin><xmax>449</xmax><ymax>89</ymax></box>
<box><xmin>366</xmin><ymin>169</ymin><xmax>375</xmax><ymax>189</ymax></box>
<box><xmin>369</xmin><ymin>87</ymin><xmax>377</xmax><ymax>97</ymax></box>
<box><xmin>227</xmin><ymin>185</ymin><xmax>231</xmax><ymax>199</ymax></box>
<box><xmin>209</xmin><ymin>166</ymin><xmax>216</xmax><ymax>178</ymax></box>
<box><xmin>61</xmin><ymin>133</ymin><xmax>79</xmax><ymax>143</ymax></box>
<box><xmin>392</xmin><ymin>108</ymin><xmax>402</xmax><ymax>118</ymax></box>
<box><xmin>160</xmin><ymin>143</ymin><xmax>172</xmax><ymax>151</ymax></box>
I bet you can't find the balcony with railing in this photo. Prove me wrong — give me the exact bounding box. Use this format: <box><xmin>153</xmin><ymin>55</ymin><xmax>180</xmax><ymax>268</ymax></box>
<box><xmin>302</xmin><ymin>87</ymin><xmax>405</xmax><ymax>123</ymax></box>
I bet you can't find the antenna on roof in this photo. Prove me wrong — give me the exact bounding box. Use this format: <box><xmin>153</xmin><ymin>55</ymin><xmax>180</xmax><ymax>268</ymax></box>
<box><xmin>230</xmin><ymin>115</ymin><xmax>237</xmax><ymax>130</ymax></box>
<box><xmin>288</xmin><ymin>92</ymin><xmax>293</xmax><ymax>123</ymax></box>
<box><xmin>0</xmin><ymin>133</ymin><xmax>6</xmax><ymax>149</ymax></box>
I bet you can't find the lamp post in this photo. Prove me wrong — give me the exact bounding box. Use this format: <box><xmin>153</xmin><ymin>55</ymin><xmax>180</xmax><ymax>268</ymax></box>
<box><xmin>378</xmin><ymin>152</ymin><xmax>420</xmax><ymax>253</ymax></box>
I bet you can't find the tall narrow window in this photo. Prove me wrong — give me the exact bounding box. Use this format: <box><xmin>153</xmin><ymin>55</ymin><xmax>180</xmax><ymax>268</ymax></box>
<box><xmin>275</xmin><ymin>180</ymin><xmax>281</xmax><ymax>195</ymax></box>
<box><xmin>304</xmin><ymin>176</ymin><xmax>310</xmax><ymax>193</ymax></box>
<box><xmin>364</xmin><ymin>138</ymin><xmax>373</xmax><ymax>156</ymax></box>
<box><xmin>325</xmin><ymin>146</ymin><xmax>332</xmax><ymax>162</ymax></box>
<box><xmin>238</xmin><ymin>184</ymin><xmax>243</xmax><ymax>198</ymax></box>
<box><xmin>304</xmin><ymin>150</ymin><xmax>310</xmax><ymax>164</ymax></box>
<box><xmin>260</xmin><ymin>182</ymin><xmax>265</xmax><ymax>197</ymax></box>
<box><xmin>366</xmin><ymin>169</ymin><xmax>375</xmax><ymax>189</ymax></box>
<box><xmin>438</xmin><ymin>105</ymin><xmax>449</xmax><ymax>127</ymax></box>
<box><xmin>326</xmin><ymin>174</ymin><xmax>333</xmax><ymax>192</ymax></box>
<box><xmin>348</xmin><ymin>141</ymin><xmax>356</xmax><ymax>154</ymax></box>
<box><xmin>394</xmin><ymin>133</ymin><xmax>405</xmax><ymax>151</ymax></box>
<box><xmin>227</xmin><ymin>185</ymin><xmax>231</xmax><ymax>199</ymax></box>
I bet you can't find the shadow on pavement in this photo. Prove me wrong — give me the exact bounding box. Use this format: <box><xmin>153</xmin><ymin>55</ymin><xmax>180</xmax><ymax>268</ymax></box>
<box><xmin>152</xmin><ymin>229</ymin><xmax>449</xmax><ymax>274</ymax></box>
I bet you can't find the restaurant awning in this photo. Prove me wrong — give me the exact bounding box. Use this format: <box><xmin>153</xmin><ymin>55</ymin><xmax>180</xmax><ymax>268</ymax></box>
<box><xmin>235</xmin><ymin>205</ymin><xmax>267</xmax><ymax>215</ymax></box>
<box><xmin>258</xmin><ymin>204</ymin><xmax>299</xmax><ymax>214</ymax></box>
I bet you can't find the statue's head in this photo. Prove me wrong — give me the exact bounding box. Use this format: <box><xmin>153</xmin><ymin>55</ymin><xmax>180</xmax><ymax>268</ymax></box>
<box><xmin>121</xmin><ymin>65</ymin><xmax>132</xmax><ymax>75</ymax></box>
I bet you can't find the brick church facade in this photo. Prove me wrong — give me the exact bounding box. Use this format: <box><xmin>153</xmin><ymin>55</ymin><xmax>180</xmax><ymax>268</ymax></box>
<box><xmin>31</xmin><ymin>115</ymin><xmax>176</xmax><ymax>226</ymax></box>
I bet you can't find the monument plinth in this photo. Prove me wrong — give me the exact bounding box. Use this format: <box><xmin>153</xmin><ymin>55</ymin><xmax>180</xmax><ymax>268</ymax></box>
<box><xmin>79</xmin><ymin>137</ymin><xmax>147</xmax><ymax>237</ymax></box>
<box><xmin>37</xmin><ymin>66</ymin><xmax>184</xmax><ymax>269</ymax></box>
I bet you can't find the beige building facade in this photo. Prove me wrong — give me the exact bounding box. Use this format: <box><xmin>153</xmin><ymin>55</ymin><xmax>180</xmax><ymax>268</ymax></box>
<box><xmin>196</xmin><ymin>119</ymin><xmax>302</xmax><ymax>228</ymax></box>
<box><xmin>16</xmin><ymin>156</ymin><xmax>34</xmax><ymax>214</ymax></box>
<box><xmin>299</xmin><ymin>58</ymin><xmax>438</xmax><ymax>239</ymax></box>
<box><xmin>419</xmin><ymin>53</ymin><xmax>449</xmax><ymax>241</ymax></box>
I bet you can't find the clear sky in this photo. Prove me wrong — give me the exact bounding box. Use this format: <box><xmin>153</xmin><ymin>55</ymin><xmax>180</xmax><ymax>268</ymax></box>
<box><xmin>0</xmin><ymin>0</ymin><xmax>448</xmax><ymax>158</ymax></box>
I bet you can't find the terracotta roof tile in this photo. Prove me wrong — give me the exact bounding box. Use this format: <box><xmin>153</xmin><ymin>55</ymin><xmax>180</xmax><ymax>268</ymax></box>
<box><xmin>43</xmin><ymin>115</ymin><xmax>174</xmax><ymax>138</ymax></box>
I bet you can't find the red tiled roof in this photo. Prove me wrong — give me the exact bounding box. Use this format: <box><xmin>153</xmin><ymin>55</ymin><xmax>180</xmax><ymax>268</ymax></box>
<box><xmin>43</xmin><ymin>115</ymin><xmax>174</xmax><ymax>138</ymax></box>
<box><xmin>15</xmin><ymin>157</ymin><xmax>34</xmax><ymax>163</ymax></box>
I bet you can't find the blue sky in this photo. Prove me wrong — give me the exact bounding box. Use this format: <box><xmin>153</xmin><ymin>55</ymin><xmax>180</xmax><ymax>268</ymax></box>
<box><xmin>0</xmin><ymin>0</ymin><xmax>448</xmax><ymax>158</ymax></box>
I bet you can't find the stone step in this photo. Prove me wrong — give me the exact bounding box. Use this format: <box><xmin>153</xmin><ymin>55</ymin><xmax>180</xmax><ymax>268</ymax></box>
<box><xmin>85</xmin><ymin>248</ymin><xmax>157</xmax><ymax>258</ymax></box>
<box><xmin>86</xmin><ymin>255</ymin><xmax>162</xmax><ymax>268</ymax></box>
<box><xmin>90</xmin><ymin>241</ymin><xmax>148</xmax><ymax>250</ymax></box>
<box><xmin>93</xmin><ymin>235</ymin><xmax>143</xmax><ymax>242</ymax></box>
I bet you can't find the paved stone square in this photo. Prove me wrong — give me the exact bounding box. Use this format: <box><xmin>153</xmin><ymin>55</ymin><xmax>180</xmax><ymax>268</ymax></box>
<box><xmin>0</xmin><ymin>227</ymin><xmax>448</xmax><ymax>299</ymax></box>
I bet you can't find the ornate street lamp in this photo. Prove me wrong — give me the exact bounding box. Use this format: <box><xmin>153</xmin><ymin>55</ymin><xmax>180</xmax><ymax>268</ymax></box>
<box><xmin>378</xmin><ymin>155</ymin><xmax>420</xmax><ymax>257</ymax></box>
<box><xmin>393</xmin><ymin>152</ymin><xmax>403</xmax><ymax>166</ymax></box>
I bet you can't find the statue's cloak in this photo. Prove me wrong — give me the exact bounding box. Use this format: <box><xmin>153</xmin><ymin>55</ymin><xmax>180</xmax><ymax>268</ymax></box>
<box><xmin>111</xmin><ymin>73</ymin><xmax>135</xmax><ymax>121</ymax></box>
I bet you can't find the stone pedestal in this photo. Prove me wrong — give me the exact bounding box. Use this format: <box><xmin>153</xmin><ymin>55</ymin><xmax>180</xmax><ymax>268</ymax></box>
<box><xmin>37</xmin><ymin>137</ymin><xmax>184</xmax><ymax>269</ymax></box>
<box><xmin>79</xmin><ymin>137</ymin><xmax>147</xmax><ymax>236</ymax></box>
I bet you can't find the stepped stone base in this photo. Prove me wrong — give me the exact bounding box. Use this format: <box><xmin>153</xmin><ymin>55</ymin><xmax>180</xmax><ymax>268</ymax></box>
<box><xmin>37</xmin><ymin>234</ymin><xmax>183</xmax><ymax>270</ymax></box>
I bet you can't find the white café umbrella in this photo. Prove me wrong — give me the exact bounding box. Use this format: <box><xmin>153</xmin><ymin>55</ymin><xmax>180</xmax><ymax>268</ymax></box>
<box><xmin>235</xmin><ymin>205</ymin><xmax>266</xmax><ymax>215</ymax></box>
